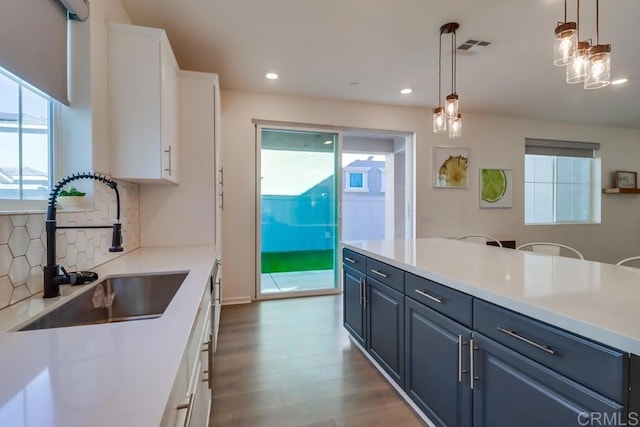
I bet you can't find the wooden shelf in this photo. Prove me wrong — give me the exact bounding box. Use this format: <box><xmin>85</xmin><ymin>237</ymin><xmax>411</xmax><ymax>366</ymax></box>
<box><xmin>602</xmin><ymin>188</ymin><xmax>640</xmax><ymax>194</ymax></box>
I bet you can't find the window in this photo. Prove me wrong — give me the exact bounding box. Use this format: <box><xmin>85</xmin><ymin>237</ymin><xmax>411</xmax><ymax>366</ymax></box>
<box><xmin>379</xmin><ymin>168</ymin><xmax>386</xmax><ymax>193</ymax></box>
<box><xmin>344</xmin><ymin>167</ymin><xmax>370</xmax><ymax>192</ymax></box>
<box><xmin>524</xmin><ymin>138</ymin><xmax>600</xmax><ymax>224</ymax></box>
<box><xmin>0</xmin><ymin>67</ymin><xmax>53</xmax><ymax>204</ymax></box>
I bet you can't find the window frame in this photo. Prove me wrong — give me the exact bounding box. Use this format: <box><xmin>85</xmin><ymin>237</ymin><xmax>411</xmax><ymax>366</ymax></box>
<box><xmin>343</xmin><ymin>166</ymin><xmax>371</xmax><ymax>192</ymax></box>
<box><xmin>0</xmin><ymin>67</ymin><xmax>55</xmax><ymax>212</ymax></box>
<box><xmin>524</xmin><ymin>154</ymin><xmax>599</xmax><ymax>225</ymax></box>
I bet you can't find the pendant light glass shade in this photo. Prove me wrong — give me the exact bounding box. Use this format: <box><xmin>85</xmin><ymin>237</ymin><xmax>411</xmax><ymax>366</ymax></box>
<box><xmin>449</xmin><ymin>114</ymin><xmax>462</xmax><ymax>138</ymax></box>
<box><xmin>445</xmin><ymin>94</ymin><xmax>459</xmax><ymax>119</ymax></box>
<box><xmin>433</xmin><ymin>107</ymin><xmax>447</xmax><ymax>133</ymax></box>
<box><xmin>554</xmin><ymin>22</ymin><xmax>577</xmax><ymax>66</ymax></box>
<box><xmin>584</xmin><ymin>44</ymin><xmax>611</xmax><ymax>89</ymax></box>
<box><xmin>566</xmin><ymin>41</ymin><xmax>590</xmax><ymax>83</ymax></box>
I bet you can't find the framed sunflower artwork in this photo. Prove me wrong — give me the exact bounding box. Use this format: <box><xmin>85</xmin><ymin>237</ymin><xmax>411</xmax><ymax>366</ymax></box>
<box><xmin>433</xmin><ymin>146</ymin><xmax>469</xmax><ymax>188</ymax></box>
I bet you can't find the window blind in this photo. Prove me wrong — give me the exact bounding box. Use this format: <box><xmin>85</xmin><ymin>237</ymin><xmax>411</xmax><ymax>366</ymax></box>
<box><xmin>0</xmin><ymin>0</ymin><xmax>89</xmax><ymax>106</ymax></box>
<box><xmin>525</xmin><ymin>138</ymin><xmax>600</xmax><ymax>158</ymax></box>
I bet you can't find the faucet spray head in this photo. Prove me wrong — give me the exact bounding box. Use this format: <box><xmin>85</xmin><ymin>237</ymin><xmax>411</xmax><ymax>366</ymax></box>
<box><xmin>109</xmin><ymin>223</ymin><xmax>124</xmax><ymax>252</ymax></box>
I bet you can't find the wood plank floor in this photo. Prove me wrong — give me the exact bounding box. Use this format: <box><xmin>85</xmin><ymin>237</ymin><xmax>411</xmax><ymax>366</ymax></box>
<box><xmin>209</xmin><ymin>295</ymin><xmax>426</xmax><ymax>427</ymax></box>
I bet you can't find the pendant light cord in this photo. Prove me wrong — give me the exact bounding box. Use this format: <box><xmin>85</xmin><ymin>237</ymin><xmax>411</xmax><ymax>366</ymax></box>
<box><xmin>450</xmin><ymin>30</ymin><xmax>455</xmax><ymax>95</ymax></box>
<box><xmin>453</xmin><ymin>30</ymin><xmax>457</xmax><ymax>94</ymax></box>
<box><xmin>564</xmin><ymin>0</ymin><xmax>567</xmax><ymax>22</ymax></box>
<box><xmin>596</xmin><ymin>0</ymin><xmax>600</xmax><ymax>44</ymax></box>
<box><xmin>438</xmin><ymin>31</ymin><xmax>442</xmax><ymax>107</ymax></box>
<box><xmin>577</xmin><ymin>0</ymin><xmax>580</xmax><ymax>40</ymax></box>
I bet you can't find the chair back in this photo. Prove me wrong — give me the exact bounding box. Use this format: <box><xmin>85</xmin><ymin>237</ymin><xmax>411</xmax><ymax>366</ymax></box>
<box><xmin>516</xmin><ymin>242</ymin><xmax>584</xmax><ymax>260</ymax></box>
<box><xmin>455</xmin><ymin>234</ymin><xmax>503</xmax><ymax>248</ymax></box>
<box><xmin>616</xmin><ymin>256</ymin><xmax>640</xmax><ymax>268</ymax></box>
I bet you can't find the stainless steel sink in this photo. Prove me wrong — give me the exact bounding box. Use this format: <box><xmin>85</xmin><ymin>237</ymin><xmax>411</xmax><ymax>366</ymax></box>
<box><xmin>18</xmin><ymin>272</ymin><xmax>188</xmax><ymax>331</ymax></box>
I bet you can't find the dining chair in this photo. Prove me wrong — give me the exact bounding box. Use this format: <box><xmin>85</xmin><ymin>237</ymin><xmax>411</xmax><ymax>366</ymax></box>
<box><xmin>516</xmin><ymin>242</ymin><xmax>584</xmax><ymax>260</ymax></box>
<box><xmin>616</xmin><ymin>256</ymin><xmax>640</xmax><ymax>267</ymax></box>
<box><xmin>455</xmin><ymin>234</ymin><xmax>503</xmax><ymax>248</ymax></box>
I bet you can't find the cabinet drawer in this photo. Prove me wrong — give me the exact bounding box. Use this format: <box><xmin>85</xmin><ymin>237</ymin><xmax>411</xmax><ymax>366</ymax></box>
<box><xmin>343</xmin><ymin>249</ymin><xmax>366</xmax><ymax>273</ymax></box>
<box><xmin>406</xmin><ymin>273</ymin><xmax>472</xmax><ymax>328</ymax></box>
<box><xmin>366</xmin><ymin>258</ymin><xmax>404</xmax><ymax>293</ymax></box>
<box><xmin>474</xmin><ymin>299</ymin><xmax>628</xmax><ymax>403</ymax></box>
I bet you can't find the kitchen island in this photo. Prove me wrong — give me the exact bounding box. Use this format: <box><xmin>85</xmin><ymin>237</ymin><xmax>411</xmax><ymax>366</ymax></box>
<box><xmin>0</xmin><ymin>245</ymin><xmax>217</xmax><ymax>427</ymax></box>
<box><xmin>342</xmin><ymin>238</ymin><xmax>640</xmax><ymax>427</ymax></box>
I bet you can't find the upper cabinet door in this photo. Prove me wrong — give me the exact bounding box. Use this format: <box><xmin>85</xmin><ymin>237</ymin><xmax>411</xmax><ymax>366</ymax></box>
<box><xmin>108</xmin><ymin>23</ymin><xmax>179</xmax><ymax>184</ymax></box>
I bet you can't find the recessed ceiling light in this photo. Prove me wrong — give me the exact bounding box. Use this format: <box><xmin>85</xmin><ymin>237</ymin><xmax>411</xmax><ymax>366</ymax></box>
<box><xmin>265</xmin><ymin>73</ymin><xmax>279</xmax><ymax>80</ymax></box>
<box><xmin>401</xmin><ymin>88</ymin><xmax>413</xmax><ymax>94</ymax></box>
<box><xmin>324</xmin><ymin>140</ymin><xmax>333</xmax><ymax>145</ymax></box>
<box><xmin>611</xmin><ymin>78</ymin><xmax>628</xmax><ymax>85</ymax></box>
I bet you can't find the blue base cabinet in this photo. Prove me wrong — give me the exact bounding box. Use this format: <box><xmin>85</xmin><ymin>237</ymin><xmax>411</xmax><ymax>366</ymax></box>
<box><xmin>367</xmin><ymin>277</ymin><xmax>404</xmax><ymax>387</ymax></box>
<box><xmin>472</xmin><ymin>333</ymin><xmax>625</xmax><ymax>427</ymax></box>
<box><xmin>343</xmin><ymin>265</ymin><xmax>366</xmax><ymax>346</ymax></box>
<box><xmin>405</xmin><ymin>297</ymin><xmax>472</xmax><ymax>427</ymax></box>
<box><xmin>341</xmin><ymin>248</ymin><xmax>636</xmax><ymax>427</ymax></box>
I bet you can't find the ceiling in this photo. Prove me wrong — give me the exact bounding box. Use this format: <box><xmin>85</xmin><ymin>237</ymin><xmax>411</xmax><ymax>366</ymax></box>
<box><xmin>118</xmin><ymin>0</ymin><xmax>639</xmax><ymax>129</ymax></box>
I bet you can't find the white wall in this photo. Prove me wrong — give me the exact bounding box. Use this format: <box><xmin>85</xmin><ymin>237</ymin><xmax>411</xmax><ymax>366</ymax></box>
<box><xmin>221</xmin><ymin>89</ymin><xmax>640</xmax><ymax>303</ymax></box>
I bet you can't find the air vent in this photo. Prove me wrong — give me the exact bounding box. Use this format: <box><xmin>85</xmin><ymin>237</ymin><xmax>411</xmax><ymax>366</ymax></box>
<box><xmin>457</xmin><ymin>39</ymin><xmax>491</xmax><ymax>55</ymax></box>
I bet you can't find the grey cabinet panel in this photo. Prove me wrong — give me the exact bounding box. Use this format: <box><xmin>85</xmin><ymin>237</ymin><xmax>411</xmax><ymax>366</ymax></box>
<box><xmin>367</xmin><ymin>278</ymin><xmax>404</xmax><ymax>386</ymax></box>
<box><xmin>343</xmin><ymin>265</ymin><xmax>365</xmax><ymax>346</ymax></box>
<box><xmin>473</xmin><ymin>333</ymin><xmax>625</xmax><ymax>427</ymax></box>
<box><xmin>343</xmin><ymin>249</ymin><xmax>366</xmax><ymax>273</ymax></box>
<box><xmin>406</xmin><ymin>273</ymin><xmax>473</xmax><ymax>328</ymax></box>
<box><xmin>366</xmin><ymin>257</ymin><xmax>404</xmax><ymax>293</ymax></box>
<box><xmin>474</xmin><ymin>299</ymin><xmax>628</xmax><ymax>403</ymax></box>
<box><xmin>405</xmin><ymin>297</ymin><xmax>472</xmax><ymax>427</ymax></box>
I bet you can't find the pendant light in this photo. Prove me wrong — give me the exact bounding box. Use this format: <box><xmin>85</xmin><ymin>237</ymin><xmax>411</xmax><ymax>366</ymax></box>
<box><xmin>443</xmin><ymin>23</ymin><xmax>460</xmax><ymax>120</ymax></box>
<box><xmin>449</xmin><ymin>114</ymin><xmax>462</xmax><ymax>138</ymax></box>
<box><xmin>566</xmin><ymin>0</ymin><xmax>589</xmax><ymax>84</ymax></box>
<box><xmin>432</xmin><ymin>22</ymin><xmax>462</xmax><ymax>138</ymax></box>
<box><xmin>585</xmin><ymin>0</ymin><xmax>611</xmax><ymax>89</ymax></box>
<box><xmin>432</xmin><ymin>26</ymin><xmax>446</xmax><ymax>133</ymax></box>
<box><xmin>554</xmin><ymin>0</ymin><xmax>577</xmax><ymax>66</ymax></box>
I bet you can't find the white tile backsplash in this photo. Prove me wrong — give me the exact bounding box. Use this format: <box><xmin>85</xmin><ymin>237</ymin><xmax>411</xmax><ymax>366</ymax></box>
<box><xmin>0</xmin><ymin>179</ymin><xmax>140</xmax><ymax>309</ymax></box>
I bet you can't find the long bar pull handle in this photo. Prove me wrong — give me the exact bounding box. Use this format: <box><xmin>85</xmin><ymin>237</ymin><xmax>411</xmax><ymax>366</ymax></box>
<box><xmin>370</xmin><ymin>269</ymin><xmax>388</xmax><ymax>278</ymax></box>
<box><xmin>359</xmin><ymin>277</ymin><xmax>364</xmax><ymax>305</ymax></box>
<box><xmin>363</xmin><ymin>280</ymin><xmax>368</xmax><ymax>307</ymax></box>
<box><xmin>219</xmin><ymin>167</ymin><xmax>224</xmax><ymax>185</ymax></box>
<box><xmin>208</xmin><ymin>335</ymin><xmax>213</xmax><ymax>388</ymax></box>
<box><xmin>458</xmin><ymin>335</ymin><xmax>466</xmax><ymax>382</ymax></box>
<box><xmin>164</xmin><ymin>146</ymin><xmax>172</xmax><ymax>176</ymax></box>
<box><xmin>176</xmin><ymin>392</ymin><xmax>194</xmax><ymax>427</ymax></box>
<box><xmin>344</xmin><ymin>257</ymin><xmax>356</xmax><ymax>264</ymax></box>
<box><xmin>497</xmin><ymin>327</ymin><xmax>556</xmax><ymax>355</ymax></box>
<box><xmin>415</xmin><ymin>289</ymin><xmax>443</xmax><ymax>304</ymax></box>
<box><xmin>470</xmin><ymin>339</ymin><xmax>476</xmax><ymax>390</ymax></box>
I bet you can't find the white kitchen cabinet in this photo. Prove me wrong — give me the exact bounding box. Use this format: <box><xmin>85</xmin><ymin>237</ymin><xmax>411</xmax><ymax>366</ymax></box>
<box><xmin>139</xmin><ymin>71</ymin><xmax>220</xmax><ymax>247</ymax></box>
<box><xmin>108</xmin><ymin>23</ymin><xmax>179</xmax><ymax>184</ymax></box>
<box><xmin>160</xmin><ymin>276</ymin><xmax>213</xmax><ymax>427</ymax></box>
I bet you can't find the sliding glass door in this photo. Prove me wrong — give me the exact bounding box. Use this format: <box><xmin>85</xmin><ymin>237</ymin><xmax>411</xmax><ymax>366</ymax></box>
<box><xmin>256</xmin><ymin>126</ymin><xmax>340</xmax><ymax>299</ymax></box>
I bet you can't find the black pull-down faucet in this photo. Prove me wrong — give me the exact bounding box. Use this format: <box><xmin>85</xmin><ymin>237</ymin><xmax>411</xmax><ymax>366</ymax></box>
<box><xmin>43</xmin><ymin>172</ymin><xmax>124</xmax><ymax>298</ymax></box>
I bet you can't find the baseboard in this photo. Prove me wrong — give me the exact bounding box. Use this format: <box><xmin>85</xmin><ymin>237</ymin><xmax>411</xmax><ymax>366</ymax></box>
<box><xmin>348</xmin><ymin>335</ymin><xmax>436</xmax><ymax>427</ymax></box>
<box><xmin>222</xmin><ymin>296</ymin><xmax>252</xmax><ymax>305</ymax></box>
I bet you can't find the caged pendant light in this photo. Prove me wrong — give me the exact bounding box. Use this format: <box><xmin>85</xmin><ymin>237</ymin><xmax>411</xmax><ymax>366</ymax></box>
<box><xmin>433</xmin><ymin>22</ymin><xmax>462</xmax><ymax>138</ymax></box>
<box><xmin>554</xmin><ymin>0</ymin><xmax>577</xmax><ymax>66</ymax></box>
<box><xmin>584</xmin><ymin>0</ymin><xmax>611</xmax><ymax>89</ymax></box>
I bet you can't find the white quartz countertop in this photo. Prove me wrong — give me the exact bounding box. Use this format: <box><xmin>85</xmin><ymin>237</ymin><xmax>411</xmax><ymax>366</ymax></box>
<box><xmin>343</xmin><ymin>238</ymin><xmax>640</xmax><ymax>355</ymax></box>
<box><xmin>0</xmin><ymin>245</ymin><xmax>216</xmax><ymax>427</ymax></box>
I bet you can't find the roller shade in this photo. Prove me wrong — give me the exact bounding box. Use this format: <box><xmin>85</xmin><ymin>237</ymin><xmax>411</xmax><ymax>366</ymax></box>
<box><xmin>0</xmin><ymin>0</ymin><xmax>89</xmax><ymax>105</ymax></box>
<box><xmin>525</xmin><ymin>138</ymin><xmax>600</xmax><ymax>158</ymax></box>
